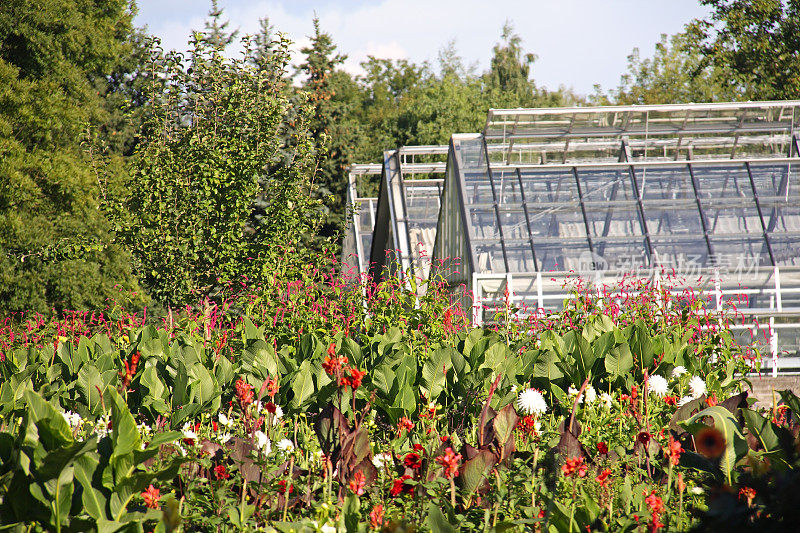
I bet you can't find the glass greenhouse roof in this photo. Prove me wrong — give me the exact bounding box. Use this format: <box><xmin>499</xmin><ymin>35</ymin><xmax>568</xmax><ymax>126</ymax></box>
<box><xmin>349</xmin><ymin>101</ymin><xmax>800</xmax><ymax>370</ymax></box>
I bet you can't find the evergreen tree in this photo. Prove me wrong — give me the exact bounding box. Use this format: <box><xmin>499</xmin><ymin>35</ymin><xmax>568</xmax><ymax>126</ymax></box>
<box><xmin>0</xmin><ymin>0</ymin><xmax>141</xmax><ymax>314</ymax></box>
<box><xmin>298</xmin><ymin>17</ymin><xmax>351</xmax><ymax>242</ymax></box>
<box><xmin>199</xmin><ymin>0</ymin><xmax>239</xmax><ymax>51</ymax></box>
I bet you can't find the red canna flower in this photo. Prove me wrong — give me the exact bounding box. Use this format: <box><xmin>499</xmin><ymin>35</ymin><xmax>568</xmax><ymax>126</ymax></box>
<box><xmin>118</xmin><ymin>352</ymin><xmax>141</xmax><ymax>390</ymax></box>
<box><xmin>277</xmin><ymin>479</ymin><xmax>294</xmax><ymax>494</ymax></box>
<box><xmin>212</xmin><ymin>421</ymin><xmax>218</xmax><ymax>432</ymax></box>
<box><xmin>561</xmin><ymin>456</ymin><xmax>587</xmax><ymax>478</ymax></box>
<box><xmin>348</xmin><ymin>367</ymin><xmax>366</xmax><ymax>390</ymax></box>
<box><xmin>645</xmin><ymin>490</ymin><xmax>665</xmax><ymax>531</ymax></box>
<box><xmin>666</xmin><ymin>435</ymin><xmax>683</xmax><ymax>466</ymax></box>
<box><xmin>595</xmin><ymin>468</ymin><xmax>612</xmax><ymax>487</ymax></box>
<box><xmin>397</xmin><ymin>417</ymin><xmax>413</xmax><ymax>437</ymax></box>
<box><xmin>141</xmin><ymin>484</ymin><xmax>160</xmax><ymax>509</ymax></box>
<box><xmin>234</xmin><ymin>378</ymin><xmax>254</xmax><ymax>412</ymax></box>
<box><xmin>739</xmin><ymin>486</ymin><xmax>756</xmax><ymax>506</ymax></box>
<box><xmin>706</xmin><ymin>394</ymin><xmax>718</xmax><ymax>407</ymax></box>
<box><xmin>435</xmin><ymin>447</ymin><xmax>462</xmax><ymax>479</ymax></box>
<box><xmin>404</xmin><ymin>452</ymin><xmax>423</xmax><ymax>470</ymax></box>
<box><xmin>213</xmin><ymin>464</ymin><xmax>230</xmax><ymax>480</ymax></box>
<box><xmin>663</xmin><ymin>395</ymin><xmax>678</xmax><ymax>406</ymax></box>
<box><xmin>349</xmin><ymin>470</ymin><xmax>366</xmax><ymax>496</ymax></box>
<box><xmin>597</xmin><ymin>442</ymin><xmax>609</xmax><ymax>455</ymax></box>
<box><xmin>370</xmin><ymin>503</ymin><xmax>385</xmax><ymax>528</ymax></box>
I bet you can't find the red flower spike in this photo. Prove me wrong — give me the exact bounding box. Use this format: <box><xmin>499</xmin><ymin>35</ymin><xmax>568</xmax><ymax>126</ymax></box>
<box><xmin>370</xmin><ymin>504</ymin><xmax>385</xmax><ymax>528</ymax></box>
<box><xmin>141</xmin><ymin>484</ymin><xmax>160</xmax><ymax>509</ymax></box>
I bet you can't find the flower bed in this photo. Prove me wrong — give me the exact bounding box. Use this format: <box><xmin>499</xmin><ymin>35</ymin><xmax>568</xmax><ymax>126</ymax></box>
<box><xmin>0</xmin><ymin>273</ymin><xmax>795</xmax><ymax>531</ymax></box>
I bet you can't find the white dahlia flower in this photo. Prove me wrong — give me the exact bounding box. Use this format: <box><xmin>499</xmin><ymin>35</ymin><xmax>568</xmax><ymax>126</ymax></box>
<box><xmin>689</xmin><ymin>376</ymin><xmax>707</xmax><ymax>399</ymax></box>
<box><xmin>671</xmin><ymin>366</ymin><xmax>687</xmax><ymax>379</ymax></box>
<box><xmin>600</xmin><ymin>392</ymin><xmax>614</xmax><ymax>410</ymax></box>
<box><xmin>517</xmin><ymin>388</ymin><xmax>548</xmax><ymax>416</ymax></box>
<box><xmin>254</xmin><ymin>430</ymin><xmax>271</xmax><ymax>452</ymax></box>
<box><xmin>277</xmin><ymin>438</ymin><xmax>294</xmax><ymax>453</ymax></box>
<box><xmin>567</xmin><ymin>386</ymin><xmax>583</xmax><ymax>404</ymax></box>
<box><xmin>648</xmin><ymin>375</ymin><xmax>669</xmax><ymax>397</ymax></box>
<box><xmin>584</xmin><ymin>385</ymin><xmax>597</xmax><ymax>405</ymax></box>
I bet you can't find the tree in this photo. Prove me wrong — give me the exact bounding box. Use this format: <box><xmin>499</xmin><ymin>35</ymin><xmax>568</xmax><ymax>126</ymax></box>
<box><xmin>688</xmin><ymin>0</ymin><xmax>800</xmax><ymax>100</ymax></box>
<box><xmin>485</xmin><ymin>21</ymin><xmax>538</xmax><ymax>105</ymax></box>
<box><xmin>0</xmin><ymin>0</ymin><xmax>142</xmax><ymax>314</ymax></box>
<box><xmin>594</xmin><ymin>32</ymin><xmax>739</xmax><ymax>105</ymax></box>
<box><xmin>119</xmin><ymin>34</ymin><xmax>322</xmax><ymax>306</ymax></box>
<box><xmin>199</xmin><ymin>0</ymin><xmax>239</xmax><ymax>51</ymax></box>
<box><xmin>298</xmin><ymin>17</ymin><xmax>351</xmax><ymax>242</ymax></box>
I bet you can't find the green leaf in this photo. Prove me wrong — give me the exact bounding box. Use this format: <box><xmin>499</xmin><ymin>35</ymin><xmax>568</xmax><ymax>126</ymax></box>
<box><xmin>24</xmin><ymin>390</ymin><xmax>73</xmax><ymax>449</ymax></box>
<box><xmin>533</xmin><ymin>349</ymin><xmax>564</xmax><ymax>381</ymax></box>
<box><xmin>74</xmin><ymin>454</ymin><xmax>108</xmax><ymax>520</ymax></box>
<box><xmin>77</xmin><ymin>364</ymin><xmax>104</xmax><ymax>415</ymax></box>
<box><xmin>421</xmin><ymin>347</ymin><xmax>454</xmax><ymax>401</ymax></box>
<box><xmin>290</xmin><ymin>360</ymin><xmax>316</xmax><ymax>409</ymax></box>
<box><xmin>605</xmin><ymin>343</ymin><xmax>633</xmax><ymax>378</ymax></box>
<box><xmin>425</xmin><ymin>503</ymin><xmax>456</xmax><ymax>533</ymax></box>
<box><xmin>680</xmin><ymin>405</ymin><xmax>749</xmax><ymax>483</ymax></box>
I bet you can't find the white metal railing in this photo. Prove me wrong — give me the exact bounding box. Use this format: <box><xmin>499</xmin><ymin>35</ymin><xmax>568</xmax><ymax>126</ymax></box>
<box><xmin>471</xmin><ymin>267</ymin><xmax>800</xmax><ymax>376</ymax></box>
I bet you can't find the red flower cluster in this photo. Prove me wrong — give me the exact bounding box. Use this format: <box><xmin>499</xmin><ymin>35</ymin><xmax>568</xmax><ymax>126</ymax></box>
<box><xmin>278</xmin><ymin>480</ymin><xmax>294</xmax><ymax>494</ymax></box>
<box><xmin>370</xmin><ymin>503</ymin><xmax>385</xmax><ymax>528</ymax></box>
<box><xmin>322</xmin><ymin>344</ymin><xmax>366</xmax><ymax>390</ymax></box>
<box><xmin>644</xmin><ymin>490</ymin><xmax>665</xmax><ymax>531</ymax></box>
<box><xmin>666</xmin><ymin>435</ymin><xmax>684</xmax><ymax>466</ymax></box>
<box><xmin>390</xmin><ymin>475</ymin><xmax>414</xmax><ymax>497</ymax></box>
<box><xmin>404</xmin><ymin>452</ymin><xmax>423</xmax><ymax>470</ymax></box>
<box><xmin>141</xmin><ymin>484</ymin><xmax>160</xmax><ymax>509</ymax></box>
<box><xmin>595</xmin><ymin>468</ymin><xmax>612</xmax><ymax>488</ymax></box>
<box><xmin>234</xmin><ymin>378</ymin><xmax>254</xmax><ymax>412</ymax></box>
<box><xmin>397</xmin><ymin>417</ymin><xmax>413</xmax><ymax>437</ymax></box>
<box><xmin>349</xmin><ymin>470</ymin><xmax>366</xmax><ymax>496</ymax></box>
<box><xmin>118</xmin><ymin>352</ymin><xmax>140</xmax><ymax>390</ymax></box>
<box><xmin>597</xmin><ymin>442</ymin><xmax>609</xmax><ymax>455</ymax></box>
<box><xmin>706</xmin><ymin>394</ymin><xmax>718</xmax><ymax>407</ymax></box>
<box><xmin>213</xmin><ymin>464</ymin><xmax>230</xmax><ymax>480</ymax></box>
<box><xmin>435</xmin><ymin>447</ymin><xmax>462</xmax><ymax>479</ymax></box>
<box><xmin>739</xmin><ymin>486</ymin><xmax>756</xmax><ymax>506</ymax></box>
<box><xmin>266</xmin><ymin>377</ymin><xmax>279</xmax><ymax>399</ymax></box>
<box><xmin>663</xmin><ymin>395</ymin><xmax>678</xmax><ymax>406</ymax></box>
<box><xmin>561</xmin><ymin>456</ymin><xmax>587</xmax><ymax>478</ymax></box>
<box><xmin>516</xmin><ymin>415</ymin><xmax>540</xmax><ymax>440</ymax></box>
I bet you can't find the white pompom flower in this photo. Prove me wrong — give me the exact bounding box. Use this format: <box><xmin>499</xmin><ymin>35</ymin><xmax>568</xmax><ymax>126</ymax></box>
<box><xmin>584</xmin><ymin>385</ymin><xmax>597</xmax><ymax>405</ymax></box>
<box><xmin>254</xmin><ymin>430</ymin><xmax>271</xmax><ymax>452</ymax></box>
<box><xmin>600</xmin><ymin>392</ymin><xmax>613</xmax><ymax>410</ymax></box>
<box><xmin>689</xmin><ymin>376</ymin><xmax>707</xmax><ymax>399</ymax></box>
<box><xmin>648</xmin><ymin>375</ymin><xmax>669</xmax><ymax>397</ymax></box>
<box><xmin>277</xmin><ymin>438</ymin><xmax>294</xmax><ymax>453</ymax></box>
<box><xmin>517</xmin><ymin>388</ymin><xmax>548</xmax><ymax>416</ymax></box>
<box><xmin>567</xmin><ymin>386</ymin><xmax>583</xmax><ymax>404</ymax></box>
<box><xmin>671</xmin><ymin>366</ymin><xmax>687</xmax><ymax>379</ymax></box>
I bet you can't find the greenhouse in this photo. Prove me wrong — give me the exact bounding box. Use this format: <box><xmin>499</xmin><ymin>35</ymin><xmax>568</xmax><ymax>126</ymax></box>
<box><xmin>343</xmin><ymin>101</ymin><xmax>800</xmax><ymax>373</ymax></box>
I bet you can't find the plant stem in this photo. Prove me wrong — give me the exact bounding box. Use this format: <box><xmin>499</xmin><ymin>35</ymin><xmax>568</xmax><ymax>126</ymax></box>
<box><xmin>449</xmin><ymin>477</ymin><xmax>456</xmax><ymax>508</ymax></box>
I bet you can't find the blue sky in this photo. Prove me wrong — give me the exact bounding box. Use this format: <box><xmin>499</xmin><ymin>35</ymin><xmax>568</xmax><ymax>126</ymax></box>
<box><xmin>133</xmin><ymin>0</ymin><xmax>710</xmax><ymax>96</ymax></box>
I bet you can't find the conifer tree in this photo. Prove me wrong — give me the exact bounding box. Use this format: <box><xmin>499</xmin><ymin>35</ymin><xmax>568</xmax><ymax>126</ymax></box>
<box><xmin>200</xmin><ymin>0</ymin><xmax>239</xmax><ymax>51</ymax></box>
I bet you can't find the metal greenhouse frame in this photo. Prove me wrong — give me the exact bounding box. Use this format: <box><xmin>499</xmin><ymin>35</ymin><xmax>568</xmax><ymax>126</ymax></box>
<box><xmin>348</xmin><ymin>101</ymin><xmax>800</xmax><ymax>374</ymax></box>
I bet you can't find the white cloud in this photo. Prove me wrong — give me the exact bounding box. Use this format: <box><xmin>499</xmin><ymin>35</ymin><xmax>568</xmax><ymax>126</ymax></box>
<box><xmin>134</xmin><ymin>0</ymin><xmax>711</xmax><ymax>95</ymax></box>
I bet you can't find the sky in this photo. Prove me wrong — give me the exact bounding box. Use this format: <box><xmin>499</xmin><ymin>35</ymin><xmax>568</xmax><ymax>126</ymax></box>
<box><xmin>133</xmin><ymin>0</ymin><xmax>711</xmax><ymax>96</ymax></box>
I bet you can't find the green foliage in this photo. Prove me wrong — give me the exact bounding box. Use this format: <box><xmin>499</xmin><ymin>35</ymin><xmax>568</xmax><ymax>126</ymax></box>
<box><xmin>595</xmin><ymin>32</ymin><xmax>740</xmax><ymax>105</ymax></box>
<box><xmin>0</xmin><ymin>0</ymin><xmax>142</xmax><ymax>314</ymax></box>
<box><xmin>689</xmin><ymin>0</ymin><xmax>800</xmax><ymax>100</ymax></box>
<box><xmin>118</xmin><ymin>35</ymin><xmax>322</xmax><ymax>306</ymax></box>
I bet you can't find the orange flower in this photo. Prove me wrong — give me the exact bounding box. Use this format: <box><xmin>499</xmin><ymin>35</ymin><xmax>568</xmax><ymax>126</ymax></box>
<box><xmin>595</xmin><ymin>468</ymin><xmax>611</xmax><ymax>487</ymax></box>
<box><xmin>561</xmin><ymin>456</ymin><xmax>587</xmax><ymax>478</ymax></box>
<box><xmin>666</xmin><ymin>435</ymin><xmax>684</xmax><ymax>466</ymax></box>
<box><xmin>435</xmin><ymin>447</ymin><xmax>462</xmax><ymax>479</ymax></box>
<box><xmin>695</xmin><ymin>427</ymin><xmax>726</xmax><ymax>459</ymax></box>
<box><xmin>141</xmin><ymin>484</ymin><xmax>160</xmax><ymax>509</ymax></box>
<box><xmin>739</xmin><ymin>486</ymin><xmax>756</xmax><ymax>506</ymax></box>
<box><xmin>348</xmin><ymin>367</ymin><xmax>366</xmax><ymax>390</ymax></box>
<box><xmin>349</xmin><ymin>470</ymin><xmax>366</xmax><ymax>496</ymax></box>
<box><xmin>397</xmin><ymin>417</ymin><xmax>413</xmax><ymax>437</ymax></box>
<box><xmin>234</xmin><ymin>378</ymin><xmax>254</xmax><ymax>412</ymax></box>
<box><xmin>370</xmin><ymin>503</ymin><xmax>385</xmax><ymax>528</ymax></box>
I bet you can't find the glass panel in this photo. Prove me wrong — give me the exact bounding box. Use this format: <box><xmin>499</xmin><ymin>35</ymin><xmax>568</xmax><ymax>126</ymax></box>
<box><xmin>468</xmin><ymin>207</ymin><xmax>500</xmax><ymax>240</ymax></box>
<box><xmin>473</xmin><ymin>241</ymin><xmax>505</xmax><ymax>273</ymax></box>
<box><xmin>750</xmin><ymin>163</ymin><xmax>800</xmax><ymax>238</ymax></box>
<box><xmin>504</xmin><ymin>243</ymin><xmax>536</xmax><ymax>272</ymax></box>
<box><xmin>692</xmin><ymin>164</ymin><xmax>763</xmax><ymax>238</ymax></box>
<box><xmin>634</xmin><ymin>166</ymin><xmax>705</xmax><ymax>238</ymax></box>
<box><xmin>708</xmin><ymin>236</ymin><xmax>769</xmax><ymax>269</ymax></box>
<box><xmin>770</xmin><ymin>235</ymin><xmax>800</xmax><ymax>266</ymax></box>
